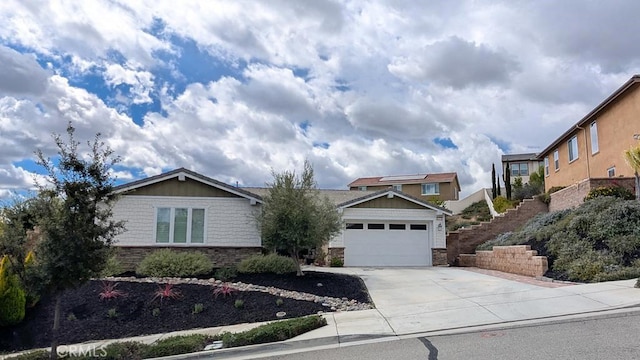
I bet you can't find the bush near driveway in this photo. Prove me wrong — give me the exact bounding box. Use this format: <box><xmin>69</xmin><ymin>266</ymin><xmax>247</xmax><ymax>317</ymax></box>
<box><xmin>477</xmin><ymin>197</ymin><xmax>640</xmax><ymax>282</ymax></box>
<box><xmin>136</xmin><ymin>249</ymin><xmax>213</xmax><ymax>277</ymax></box>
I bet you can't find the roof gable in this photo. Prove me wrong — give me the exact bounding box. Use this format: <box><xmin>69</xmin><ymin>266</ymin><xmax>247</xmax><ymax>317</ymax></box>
<box><xmin>113</xmin><ymin>168</ymin><xmax>262</xmax><ymax>203</ymax></box>
<box><xmin>338</xmin><ymin>189</ymin><xmax>452</xmax><ymax>215</ymax></box>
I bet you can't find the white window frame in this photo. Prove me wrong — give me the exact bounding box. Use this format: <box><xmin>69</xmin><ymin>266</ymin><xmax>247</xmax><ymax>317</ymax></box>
<box><xmin>392</xmin><ymin>184</ymin><xmax>402</xmax><ymax>191</ymax></box>
<box><xmin>358</xmin><ymin>186</ymin><xmax>367</xmax><ymax>191</ymax></box>
<box><xmin>568</xmin><ymin>136</ymin><xmax>579</xmax><ymax>162</ymax></box>
<box><xmin>554</xmin><ymin>150</ymin><xmax>560</xmax><ymax>171</ymax></box>
<box><xmin>154</xmin><ymin>207</ymin><xmax>207</xmax><ymax>244</ymax></box>
<box><xmin>590</xmin><ymin>121</ymin><xmax>599</xmax><ymax>154</ymax></box>
<box><xmin>608</xmin><ymin>167</ymin><xmax>615</xmax><ymax>178</ymax></box>
<box><xmin>544</xmin><ymin>157</ymin><xmax>549</xmax><ymax>176</ymax></box>
<box><xmin>421</xmin><ymin>183</ymin><xmax>440</xmax><ymax>195</ymax></box>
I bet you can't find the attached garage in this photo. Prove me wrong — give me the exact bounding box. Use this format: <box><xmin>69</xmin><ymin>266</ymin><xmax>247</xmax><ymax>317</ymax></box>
<box><xmin>329</xmin><ymin>190</ymin><xmax>451</xmax><ymax>267</ymax></box>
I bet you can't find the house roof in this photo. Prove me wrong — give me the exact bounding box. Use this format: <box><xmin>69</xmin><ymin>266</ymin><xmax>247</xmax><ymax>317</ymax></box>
<box><xmin>537</xmin><ymin>74</ymin><xmax>640</xmax><ymax>159</ymax></box>
<box><xmin>348</xmin><ymin>172</ymin><xmax>460</xmax><ymax>189</ymax></box>
<box><xmin>243</xmin><ymin>187</ymin><xmax>377</xmax><ymax>206</ymax></box>
<box><xmin>501</xmin><ymin>153</ymin><xmax>539</xmax><ymax>162</ymax></box>
<box><xmin>113</xmin><ymin>167</ymin><xmax>263</xmax><ymax>203</ymax></box>
<box><xmin>337</xmin><ymin>189</ymin><xmax>453</xmax><ymax>215</ymax></box>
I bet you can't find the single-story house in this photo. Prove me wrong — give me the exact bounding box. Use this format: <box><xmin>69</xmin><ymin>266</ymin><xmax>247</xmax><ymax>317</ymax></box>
<box><xmin>111</xmin><ymin>168</ymin><xmax>451</xmax><ymax>270</ymax></box>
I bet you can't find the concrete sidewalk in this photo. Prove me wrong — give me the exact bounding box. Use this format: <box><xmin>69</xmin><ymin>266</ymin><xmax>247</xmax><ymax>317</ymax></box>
<box><xmin>4</xmin><ymin>267</ymin><xmax>638</xmax><ymax>359</ymax></box>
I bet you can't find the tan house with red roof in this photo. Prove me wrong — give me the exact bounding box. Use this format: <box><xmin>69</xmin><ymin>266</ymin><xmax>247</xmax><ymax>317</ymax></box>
<box><xmin>348</xmin><ymin>173</ymin><xmax>461</xmax><ymax>202</ymax></box>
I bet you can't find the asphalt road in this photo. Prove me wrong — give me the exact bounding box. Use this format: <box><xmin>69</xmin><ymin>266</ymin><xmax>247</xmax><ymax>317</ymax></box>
<box><xmin>259</xmin><ymin>309</ymin><xmax>640</xmax><ymax>360</ymax></box>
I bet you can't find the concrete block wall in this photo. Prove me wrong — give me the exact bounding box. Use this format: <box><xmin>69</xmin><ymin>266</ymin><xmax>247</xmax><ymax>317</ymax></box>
<box><xmin>474</xmin><ymin>245</ymin><xmax>548</xmax><ymax>277</ymax></box>
<box><xmin>432</xmin><ymin>248</ymin><xmax>448</xmax><ymax>266</ymax></box>
<box><xmin>446</xmin><ymin>197</ymin><xmax>548</xmax><ymax>265</ymax></box>
<box><xmin>549</xmin><ymin>177</ymin><xmax>636</xmax><ymax>212</ymax></box>
<box><xmin>328</xmin><ymin>247</ymin><xmax>345</xmax><ymax>262</ymax></box>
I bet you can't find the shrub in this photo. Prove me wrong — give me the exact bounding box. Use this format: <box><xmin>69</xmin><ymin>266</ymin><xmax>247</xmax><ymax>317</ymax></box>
<box><xmin>143</xmin><ymin>334</ymin><xmax>212</xmax><ymax>358</ymax></box>
<box><xmin>237</xmin><ymin>254</ymin><xmax>297</xmax><ymax>275</ymax></box>
<box><xmin>99</xmin><ymin>281</ymin><xmax>127</xmax><ymax>300</ymax></box>
<box><xmin>476</xmin><ymin>232</ymin><xmax>514</xmax><ymax>250</ymax></box>
<box><xmin>213</xmin><ymin>283</ymin><xmax>236</xmax><ymax>298</ymax></box>
<box><xmin>100</xmin><ymin>341</ymin><xmax>150</xmax><ymax>360</ymax></box>
<box><xmin>152</xmin><ymin>283</ymin><xmax>182</xmax><ymax>303</ymax></box>
<box><xmin>214</xmin><ymin>267</ymin><xmax>237</xmax><ymax>281</ymax></box>
<box><xmin>585</xmin><ymin>186</ymin><xmax>634</xmax><ymax>201</ymax></box>
<box><xmin>101</xmin><ymin>251</ymin><xmax>124</xmax><ymax>277</ymax></box>
<box><xmin>460</xmin><ymin>200</ymin><xmax>491</xmax><ymax>221</ymax></box>
<box><xmin>276</xmin><ymin>298</ymin><xmax>284</xmax><ymax>306</ymax></box>
<box><xmin>513</xmin><ymin>183</ymin><xmax>543</xmax><ymax>201</ymax></box>
<box><xmin>192</xmin><ymin>303</ymin><xmax>204</xmax><ymax>314</ymax></box>
<box><xmin>136</xmin><ymin>249</ymin><xmax>213</xmax><ymax>277</ymax></box>
<box><xmin>234</xmin><ymin>299</ymin><xmax>244</xmax><ymax>309</ymax></box>
<box><xmin>221</xmin><ymin>315</ymin><xmax>327</xmax><ymax>348</ymax></box>
<box><xmin>329</xmin><ymin>257</ymin><xmax>344</xmax><ymax>267</ymax></box>
<box><xmin>0</xmin><ymin>256</ymin><xmax>26</xmax><ymax>327</ymax></box>
<box><xmin>492</xmin><ymin>196</ymin><xmax>513</xmax><ymax>213</ymax></box>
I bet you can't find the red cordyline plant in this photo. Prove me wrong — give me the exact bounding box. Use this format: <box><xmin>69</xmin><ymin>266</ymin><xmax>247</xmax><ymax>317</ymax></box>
<box><xmin>152</xmin><ymin>283</ymin><xmax>182</xmax><ymax>303</ymax></box>
<box><xmin>98</xmin><ymin>282</ymin><xmax>127</xmax><ymax>300</ymax></box>
<box><xmin>213</xmin><ymin>283</ymin><xmax>236</xmax><ymax>298</ymax></box>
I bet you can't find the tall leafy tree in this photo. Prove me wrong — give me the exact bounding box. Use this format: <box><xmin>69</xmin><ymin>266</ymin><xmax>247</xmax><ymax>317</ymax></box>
<box><xmin>258</xmin><ymin>161</ymin><xmax>342</xmax><ymax>276</ymax></box>
<box><xmin>624</xmin><ymin>145</ymin><xmax>640</xmax><ymax>200</ymax></box>
<box><xmin>34</xmin><ymin>123</ymin><xmax>125</xmax><ymax>359</ymax></box>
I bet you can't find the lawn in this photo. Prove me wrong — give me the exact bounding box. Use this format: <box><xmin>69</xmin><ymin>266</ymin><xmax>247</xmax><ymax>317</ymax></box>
<box><xmin>0</xmin><ymin>271</ymin><xmax>370</xmax><ymax>353</ymax></box>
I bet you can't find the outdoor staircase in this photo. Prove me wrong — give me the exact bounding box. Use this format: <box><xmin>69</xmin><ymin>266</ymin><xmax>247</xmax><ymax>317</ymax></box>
<box><xmin>445</xmin><ymin>197</ymin><xmax>548</xmax><ymax>265</ymax></box>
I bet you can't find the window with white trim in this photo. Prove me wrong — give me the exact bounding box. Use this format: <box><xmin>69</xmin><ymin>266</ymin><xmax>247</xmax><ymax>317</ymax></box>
<box><xmin>554</xmin><ymin>150</ymin><xmax>560</xmax><ymax>170</ymax></box>
<box><xmin>358</xmin><ymin>186</ymin><xmax>367</xmax><ymax>191</ymax></box>
<box><xmin>590</xmin><ymin>122</ymin><xmax>599</xmax><ymax>154</ymax></box>
<box><xmin>608</xmin><ymin>167</ymin><xmax>615</xmax><ymax>178</ymax></box>
<box><xmin>392</xmin><ymin>184</ymin><xmax>402</xmax><ymax>191</ymax></box>
<box><xmin>155</xmin><ymin>207</ymin><xmax>205</xmax><ymax>243</ymax></box>
<box><xmin>421</xmin><ymin>183</ymin><xmax>439</xmax><ymax>195</ymax></box>
<box><xmin>544</xmin><ymin>157</ymin><xmax>549</xmax><ymax>176</ymax></box>
<box><xmin>568</xmin><ymin>136</ymin><xmax>579</xmax><ymax>162</ymax></box>
<box><xmin>510</xmin><ymin>162</ymin><xmax>529</xmax><ymax>176</ymax></box>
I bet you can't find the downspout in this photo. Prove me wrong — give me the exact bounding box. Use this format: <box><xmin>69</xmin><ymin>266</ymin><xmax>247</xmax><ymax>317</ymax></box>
<box><xmin>576</xmin><ymin>124</ymin><xmax>591</xmax><ymax>179</ymax></box>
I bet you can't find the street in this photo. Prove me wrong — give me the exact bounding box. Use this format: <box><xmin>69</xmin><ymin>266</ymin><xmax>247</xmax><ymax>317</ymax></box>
<box><xmin>257</xmin><ymin>309</ymin><xmax>640</xmax><ymax>360</ymax></box>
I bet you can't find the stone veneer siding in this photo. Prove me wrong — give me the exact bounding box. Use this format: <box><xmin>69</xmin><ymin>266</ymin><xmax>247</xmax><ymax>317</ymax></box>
<box><xmin>328</xmin><ymin>247</ymin><xmax>345</xmax><ymax>262</ymax></box>
<box><xmin>431</xmin><ymin>248</ymin><xmax>448</xmax><ymax>266</ymax></box>
<box><xmin>549</xmin><ymin>177</ymin><xmax>636</xmax><ymax>212</ymax></box>
<box><xmin>114</xmin><ymin>246</ymin><xmax>262</xmax><ymax>271</ymax></box>
<box><xmin>460</xmin><ymin>245</ymin><xmax>548</xmax><ymax>277</ymax></box>
<box><xmin>446</xmin><ymin>197</ymin><xmax>548</xmax><ymax>265</ymax></box>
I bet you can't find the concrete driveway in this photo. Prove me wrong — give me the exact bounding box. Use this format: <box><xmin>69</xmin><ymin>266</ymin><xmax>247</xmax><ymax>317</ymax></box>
<box><xmin>313</xmin><ymin>267</ymin><xmax>640</xmax><ymax>337</ymax></box>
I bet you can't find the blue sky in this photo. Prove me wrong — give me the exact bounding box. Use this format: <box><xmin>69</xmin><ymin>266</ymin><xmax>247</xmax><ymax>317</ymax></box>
<box><xmin>2</xmin><ymin>1</ymin><xmax>640</xmax><ymax>199</ymax></box>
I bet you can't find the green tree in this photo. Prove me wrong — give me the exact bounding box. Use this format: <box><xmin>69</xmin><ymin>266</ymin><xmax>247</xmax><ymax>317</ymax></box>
<box><xmin>491</xmin><ymin>163</ymin><xmax>497</xmax><ymax>199</ymax></box>
<box><xmin>503</xmin><ymin>163</ymin><xmax>512</xmax><ymax>200</ymax></box>
<box><xmin>258</xmin><ymin>161</ymin><xmax>342</xmax><ymax>276</ymax></box>
<box><xmin>34</xmin><ymin>123</ymin><xmax>125</xmax><ymax>359</ymax></box>
<box><xmin>624</xmin><ymin>145</ymin><xmax>640</xmax><ymax>200</ymax></box>
<box><xmin>529</xmin><ymin>165</ymin><xmax>545</xmax><ymax>191</ymax></box>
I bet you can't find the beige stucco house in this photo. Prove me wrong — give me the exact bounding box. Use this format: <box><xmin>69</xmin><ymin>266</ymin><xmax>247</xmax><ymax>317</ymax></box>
<box><xmin>501</xmin><ymin>153</ymin><xmax>544</xmax><ymax>184</ymax></box>
<box><xmin>536</xmin><ymin>75</ymin><xmax>640</xmax><ymax>193</ymax></box>
<box><xmin>348</xmin><ymin>173</ymin><xmax>461</xmax><ymax>202</ymax></box>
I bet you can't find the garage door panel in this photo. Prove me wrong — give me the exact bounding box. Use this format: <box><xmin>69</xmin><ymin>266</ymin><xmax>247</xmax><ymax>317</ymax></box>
<box><xmin>344</xmin><ymin>223</ymin><xmax>432</xmax><ymax>267</ymax></box>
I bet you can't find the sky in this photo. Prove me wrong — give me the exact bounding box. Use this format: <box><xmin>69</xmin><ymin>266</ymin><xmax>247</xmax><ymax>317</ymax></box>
<box><xmin>2</xmin><ymin>0</ymin><xmax>640</xmax><ymax>199</ymax></box>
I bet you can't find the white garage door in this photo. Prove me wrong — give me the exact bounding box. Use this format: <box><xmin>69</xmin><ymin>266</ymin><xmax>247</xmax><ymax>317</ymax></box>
<box><xmin>344</xmin><ymin>222</ymin><xmax>432</xmax><ymax>267</ymax></box>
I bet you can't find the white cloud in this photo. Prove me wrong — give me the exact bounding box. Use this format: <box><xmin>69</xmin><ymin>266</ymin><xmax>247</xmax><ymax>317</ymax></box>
<box><xmin>0</xmin><ymin>45</ymin><xmax>50</xmax><ymax>96</ymax></box>
<box><xmin>104</xmin><ymin>63</ymin><xmax>155</xmax><ymax>104</ymax></box>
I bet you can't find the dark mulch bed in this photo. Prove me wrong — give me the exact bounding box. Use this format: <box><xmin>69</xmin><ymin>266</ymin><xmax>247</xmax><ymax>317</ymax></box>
<box><xmin>232</xmin><ymin>271</ymin><xmax>371</xmax><ymax>304</ymax></box>
<box><xmin>0</xmin><ymin>271</ymin><xmax>371</xmax><ymax>353</ymax></box>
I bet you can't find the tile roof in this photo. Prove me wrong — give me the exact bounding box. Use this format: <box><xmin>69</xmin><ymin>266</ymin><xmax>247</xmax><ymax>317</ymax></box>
<box><xmin>242</xmin><ymin>187</ymin><xmax>376</xmax><ymax>206</ymax></box>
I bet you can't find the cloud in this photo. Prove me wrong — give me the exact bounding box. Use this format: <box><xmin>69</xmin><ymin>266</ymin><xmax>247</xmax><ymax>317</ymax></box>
<box><xmin>389</xmin><ymin>36</ymin><xmax>520</xmax><ymax>89</ymax></box>
<box><xmin>0</xmin><ymin>45</ymin><xmax>50</xmax><ymax>96</ymax></box>
<box><xmin>104</xmin><ymin>63</ymin><xmax>155</xmax><ymax>104</ymax></box>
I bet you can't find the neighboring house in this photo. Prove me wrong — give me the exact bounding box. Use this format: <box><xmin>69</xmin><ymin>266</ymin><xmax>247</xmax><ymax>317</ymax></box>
<box><xmin>110</xmin><ymin>167</ymin><xmax>452</xmax><ymax>270</ymax></box>
<box><xmin>536</xmin><ymin>75</ymin><xmax>640</xmax><ymax>193</ymax></box>
<box><xmin>501</xmin><ymin>153</ymin><xmax>544</xmax><ymax>184</ymax></box>
<box><xmin>348</xmin><ymin>173</ymin><xmax>461</xmax><ymax>201</ymax></box>
<box><xmin>110</xmin><ymin>168</ymin><xmax>264</xmax><ymax>270</ymax></box>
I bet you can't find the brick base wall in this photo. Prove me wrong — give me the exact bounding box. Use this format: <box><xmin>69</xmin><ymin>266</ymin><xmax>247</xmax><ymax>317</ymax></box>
<box><xmin>432</xmin><ymin>248</ymin><xmax>448</xmax><ymax>266</ymax></box>
<box><xmin>458</xmin><ymin>254</ymin><xmax>476</xmax><ymax>267</ymax></box>
<box><xmin>328</xmin><ymin>247</ymin><xmax>344</xmax><ymax>262</ymax></box>
<box><xmin>114</xmin><ymin>246</ymin><xmax>262</xmax><ymax>271</ymax></box>
<box><xmin>446</xmin><ymin>197</ymin><xmax>548</xmax><ymax>265</ymax></box>
<box><xmin>549</xmin><ymin>177</ymin><xmax>636</xmax><ymax>212</ymax></box>
<box><xmin>470</xmin><ymin>245</ymin><xmax>548</xmax><ymax>277</ymax></box>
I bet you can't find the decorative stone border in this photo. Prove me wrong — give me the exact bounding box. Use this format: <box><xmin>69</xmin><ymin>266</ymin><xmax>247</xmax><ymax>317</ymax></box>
<box><xmin>102</xmin><ymin>276</ymin><xmax>373</xmax><ymax>312</ymax></box>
